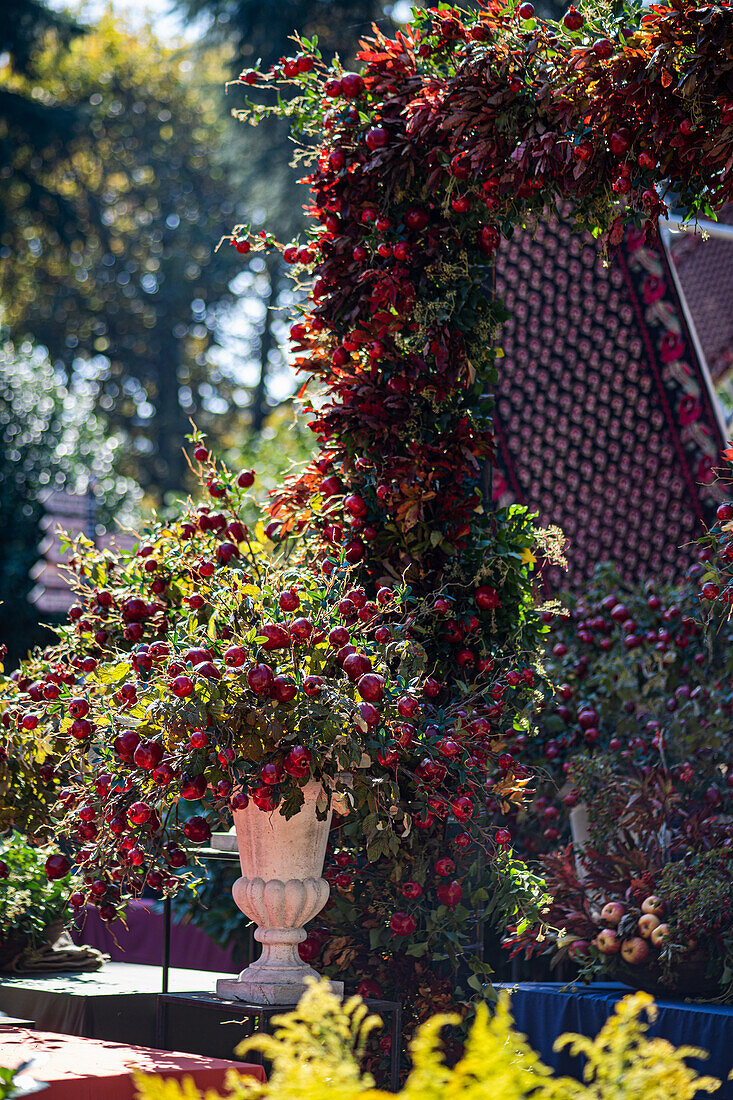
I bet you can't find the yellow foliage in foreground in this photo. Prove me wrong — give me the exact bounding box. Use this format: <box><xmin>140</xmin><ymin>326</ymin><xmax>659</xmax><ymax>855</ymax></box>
<box><xmin>135</xmin><ymin>980</ymin><xmax>723</xmax><ymax>1100</ymax></box>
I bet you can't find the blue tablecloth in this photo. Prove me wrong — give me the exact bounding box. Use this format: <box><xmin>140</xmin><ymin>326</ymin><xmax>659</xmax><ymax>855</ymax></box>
<box><xmin>495</xmin><ymin>982</ymin><xmax>733</xmax><ymax>1097</ymax></box>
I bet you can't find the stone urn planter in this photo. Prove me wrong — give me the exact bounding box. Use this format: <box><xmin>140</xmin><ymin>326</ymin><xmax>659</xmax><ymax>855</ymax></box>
<box><xmin>217</xmin><ymin>779</ymin><xmax>343</xmax><ymax>1005</ymax></box>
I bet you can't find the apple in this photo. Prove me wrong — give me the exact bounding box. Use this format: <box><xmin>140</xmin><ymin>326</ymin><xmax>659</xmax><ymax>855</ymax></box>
<box><xmin>127</xmin><ymin>801</ymin><xmax>152</xmax><ymax>826</ymax></box>
<box><xmin>180</xmin><ymin>774</ymin><xmax>206</xmax><ymax>800</ymax></box>
<box><xmin>397</xmin><ymin>695</ymin><xmax>419</xmax><ymax>718</ymax></box>
<box><xmin>284</xmin><ymin>745</ymin><xmax>311</xmax><ymax>778</ymax></box>
<box><xmin>436</xmin><ymin>880</ymin><xmax>463</xmax><ymax>908</ymax></box>
<box><xmin>451</xmin><ymin>796</ymin><xmax>474</xmax><ymax>821</ymax></box>
<box><xmin>621</xmin><ymin>937</ymin><xmax>650</xmax><ymax>965</ymax></box>
<box><xmin>390</xmin><ymin>911</ymin><xmax>416</xmax><ymax>936</ymax></box>
<box><xmin>638</xmin><ymin>913</ymin><xmax>661</xmax><ymax>939</ymax></box>
<box><xmin>651</xmin><ymin>923</ymin><xmax>670</xmax><ymax>947</ymax></box>
<box><xmin>183</xmin><ymin>816</ymin><xmax>211</xmax><ymax>843</ymax></box>
<box><xmin>358</xmin><ymin>673</ymin><xmax>385</xmax><ymax>703</ymax></box>
<box><xmin>133</xmin><ymin>740</ymin><xmax>164</xmax><ymax>771</ymax></box>
<box><xmin>68</xmin><ymin>698</ymin><xmax>90</xmax><ymax>719</ymax></box>
<box><xmin>343</xmin><ymin>652</ymin><xmax>371</xmax><ymax>681</ymax></box>
<box><xmin>260</xmin><ymin>763</ymin><xmax>284</xmax><ymax>786</ymax></box>
<box><xmin>600</xmin><ymin>902</ymin><xmax>625</xmax><ymax>926</ymax></box>
<box><xmin>302</xmin><ymin>675</ymin><xmax>323</xmax><ymax>696</ymax></box>
<box><xmin>290</xmin><ymin>617</ymin><xmax>313</xmax><ymax>643</ymax></box>
<box><xmin>595</xmin><ymin>928</ymin><xmax>620</xmax><ymax>955</ymax></box>
<box><xmin>45</xmin><ymin>853</ymin><xmax>71</xmax><ymax>880</ymax></box>
<box><xmin>641</xmin><ymin>895</ymin><xmax>665</xmax><ymax>917</ymax></box>
<box><xmin>247</xmin><ymin>663</ymin><xmax>275</xmax><ymax>695</ymax></box>
<box><xmin>567</xmin><ymin>939</ymin><xmax>591</xmax><ymax>960</ymax></box>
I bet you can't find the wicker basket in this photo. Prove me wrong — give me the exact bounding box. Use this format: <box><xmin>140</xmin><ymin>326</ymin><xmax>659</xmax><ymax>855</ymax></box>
<box><xmin>618</xmin><ymin>953</ymin><xmax>723</xmax><ymax>1000</ymax></box>
<box><xmin>0</xmin><ymin>920</ymin><xmax>66</xmax><ymax>972</ymax></box>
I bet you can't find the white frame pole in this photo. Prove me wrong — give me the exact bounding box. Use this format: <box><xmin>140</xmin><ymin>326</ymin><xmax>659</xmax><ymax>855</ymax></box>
<box><xmin>658</xmin><ymin>218</ymin><xmax>731</xmax><ymax>443</ymax></box>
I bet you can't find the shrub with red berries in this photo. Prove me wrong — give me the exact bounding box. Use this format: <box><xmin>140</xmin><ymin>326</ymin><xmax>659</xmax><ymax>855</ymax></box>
<box><xmin>505</xmin><ymin>564</ymin><xmax>733</xmax><ymax>858</ymax></box>
<box><xmin>694</xmin><ymin>458</ymin><xmax>733</xmax><ymax>610</ymax></box>
<box><xmin>1</xmin><ymin>440</ymin><xmax>548</xmax><ymax>952</ymax></box>
<box><xmin>0</xmin><ymin>444</ymin><xmax>451</xmax><ymax>915</ymax></box>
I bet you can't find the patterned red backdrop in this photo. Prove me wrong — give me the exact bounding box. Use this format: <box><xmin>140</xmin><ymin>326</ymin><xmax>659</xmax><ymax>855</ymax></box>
<box><xmin>493</xmin><ymin>213</ymin><xmax>726</xmax><ymax>587</ymax></box>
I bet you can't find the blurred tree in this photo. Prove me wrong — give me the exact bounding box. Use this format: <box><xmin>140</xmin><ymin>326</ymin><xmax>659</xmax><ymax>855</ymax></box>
<box><xmin>0</xmin><ymin>340</ymin><xmax>141</xmax><ymax>664</ymax></box>
<box><xmin>0</xmin><ymin>1</ymin><xmax>83</xmax><ymax>245</ymax></box>
<box><xmin>176</xmin><ymin>0</ymin><xmax>393</xmax><ymax>71</ymax></box>
<box><xmin>0</xmin><ymin>15</ymin><xmax>245</xmax><ymax>498</ymax></box>
<box><xmin>175</xmin><ymin>0</ymin><xmax>397</xmax><ymax>436</ymax></box>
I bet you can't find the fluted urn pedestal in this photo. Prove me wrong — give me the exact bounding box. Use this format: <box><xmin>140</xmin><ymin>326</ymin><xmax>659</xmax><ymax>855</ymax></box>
<box><xmin>216</xmin><ymin>780</ymin><xmax>342</xmax><ymax>1005</ymax></box>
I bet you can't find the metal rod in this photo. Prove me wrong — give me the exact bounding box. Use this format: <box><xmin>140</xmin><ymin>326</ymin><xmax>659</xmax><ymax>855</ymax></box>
<box><xmin>391</xmin><ymin>1003</ymin><xmax>402</xmax><ymax>1092</ymax></box>
<box><xmin>162</xmin><ymin>896</ymin><xmax>172</xmax><ymax>994</ymax></box>
<box><xmin>662</xmin><ymin>214</ymin><xmax>733</xmax><ymax>242</ymax></box>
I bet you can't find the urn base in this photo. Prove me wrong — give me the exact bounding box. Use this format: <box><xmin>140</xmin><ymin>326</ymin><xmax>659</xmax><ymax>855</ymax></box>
<box><xmin>216</xmin><ymin>974</ymin><xmax>344</xmax><ymax>1005</ymax></box>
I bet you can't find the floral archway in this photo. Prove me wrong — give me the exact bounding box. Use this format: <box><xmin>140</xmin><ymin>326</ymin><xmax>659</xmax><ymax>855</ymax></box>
<box><xmin>227</xmin><ymin>0</ymin><xmax>733</xmax><ymax>1007</ymax></box>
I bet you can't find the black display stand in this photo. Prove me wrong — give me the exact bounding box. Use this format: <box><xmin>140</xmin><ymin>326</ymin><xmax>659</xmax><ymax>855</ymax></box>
<box><xmin>156</xmin><ymin>990</ymin><xmax>403</xmax><ymax>1090</ymax></box>
<box><xmin>0</xmin><ymin>963</ymin><xmax>223</xmax><ymax>1048</ymax></box>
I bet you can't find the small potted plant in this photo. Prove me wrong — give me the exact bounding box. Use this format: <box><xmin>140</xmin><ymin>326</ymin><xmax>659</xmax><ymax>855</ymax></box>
<box><xmin>0</xmin><ymin>833</ymin><xmax>78</xmax><ymax>971</ymax></box>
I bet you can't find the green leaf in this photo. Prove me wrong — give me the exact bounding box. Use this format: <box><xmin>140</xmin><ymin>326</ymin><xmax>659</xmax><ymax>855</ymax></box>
<box><xmin>94</xmin><ymin>661</ymin><xmax>132</xmax><ymax>685</ymax></box>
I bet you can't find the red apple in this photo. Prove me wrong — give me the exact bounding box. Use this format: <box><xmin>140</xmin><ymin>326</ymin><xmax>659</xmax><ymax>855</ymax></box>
<box><xmin>302</xmin><ymin>675</ymin><xmax>323</xmax><ymax>696</ymax></box>
<box><xmin>650</xmin><ymin>923</ymin><xmax>670</xmax><ymax>947</ymax></box>
<box><xmin>390</xmin><ymin>911</ymin><xmax>416</xmax><ymax>936</ymax></box>
<box><xmin>180</xmin><ymin>774</ymin><xmax>207</xmax><ymax>800</ymax></box>
<box><xmin>112</xmin><ymin>730</ymin><xmax>139</xmax><ymax>765</ymax></box>
<box><xmin>343</xmin><ymin>652</ymin><xmax>371</xmax><ymax>681</ymax></box>
<box><xmin>595</xmin><ymin>928</ymin><xmax>621</xmax><ymax>955</ymax></box>
<box><xmin>127</xmin><ymin>801</ymin><xmax>152</xmax><ymax>826</ymax></box>
<box><xmin>641</xmin><ymin>895</ymin><xmax>665</xmax><ymax>917</ymax></box>
<box><xmin>638</xmin><ymin>913</ymin><xmax>661</xmax><ymax>939</ymax></box>
<box><xmin>475</xmin><ymin>585</ymin><xmax>500</xmax><ymax>610</ymax></box>
<box><xmin>284</xmin><ymin>746</ymin><xmax>311</xmax><ymax>778</ymax></box>
<box><xmin>257</xmin><ymin>624</ymin><xmax>290</xmax><ymax>651</ymax></box>
<box><xmin>436</xmin><ymin>880</ymin><xmax>462</xmax><ymax>908</ymax></box>
<box><xmin>183</xmin><ymin>816</ymin><xmax>211</xmax><ymax>843</ymax></box>
<box><xmin>45</xmin><ymin>854</ymin><xmax>71</xmax><ymax>880</ymax></box>
<box><xmin>279</xmin><ymin>589</ymin><xmax>299</xmax><ymax>612</ymax></box>
<box><xmin>567</xmin><ymin>939</ymin><xmax>591</xmax><ymax>960</ymax></box>
<box><xmin>247</xmin><ymin>663</ymin><xmax>275</xmax><ymax>695</ymax></box>
<box><xmin>259</xmin><ymin>763</ymin><xmax>282</xmax><ymax>786</ymax></box>
<box><xmin>621</xmin><ymin>937</ymin><xmax>650</xmax><ymax>965</ymax></box>
<box><xmin>357</xmin><ymin>673</ymin><xmax>385</xmax><ymax>703</ymax></box>
<box><xmin>133</xmin><ymin>740</ymin><xmax>164</xmax><ymax>771</ymax></box>
<box><xmin>271</xmin><ymin>675</ymin><xmax>296</xmax><ymax>703</ymax></box>
<box><xmin>600</xmin><ymin>901</ymin><xmax>625</xmax><ymax>926</ymax></box>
